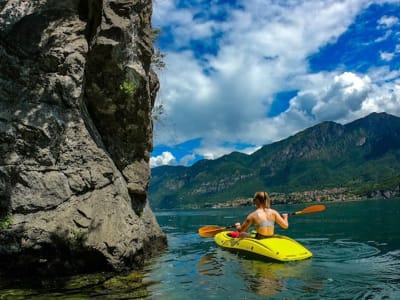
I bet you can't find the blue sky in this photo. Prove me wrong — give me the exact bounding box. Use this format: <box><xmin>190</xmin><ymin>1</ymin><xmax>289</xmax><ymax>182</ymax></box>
<box><xmin>150</xmin><ymin>0</ymin><xmax>400</xmax><ymax>167</ymax></box>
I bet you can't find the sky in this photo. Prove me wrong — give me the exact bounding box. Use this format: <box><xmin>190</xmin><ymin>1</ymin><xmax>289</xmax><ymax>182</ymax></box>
<box><xmin>150</xmin><ymin>0</ymin><xmax>400</xmax><ymax>168</ymax></box>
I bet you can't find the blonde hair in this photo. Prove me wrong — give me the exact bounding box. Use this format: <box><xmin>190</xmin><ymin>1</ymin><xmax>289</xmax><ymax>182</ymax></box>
<box><xmin>253</xmin><ymin>191</ymin><xmax>270</xmax><ymax>208</ymax></box>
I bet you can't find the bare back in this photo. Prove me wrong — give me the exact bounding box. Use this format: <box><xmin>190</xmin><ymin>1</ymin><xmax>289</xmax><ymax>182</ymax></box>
<box><xmin>236</xmin><ymin>203</ymin><xmax>289</xmax><ymax>237</ymax></box>
<box><xmin>248</xmin><ymin>208</ymin><xmax>289</xmax><ymax>236</ymax></box>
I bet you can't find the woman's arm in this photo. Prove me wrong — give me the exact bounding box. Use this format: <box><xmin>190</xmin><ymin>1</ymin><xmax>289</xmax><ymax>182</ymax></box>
<box><xmin>274</xmin><ymin>210</ymin><xmax>289</xmax><ymax>229</ymax></box>
<box><xmin>235</xmin><ymin>215</ymin><xmax>253</xmax><ymax>232</ymax></box>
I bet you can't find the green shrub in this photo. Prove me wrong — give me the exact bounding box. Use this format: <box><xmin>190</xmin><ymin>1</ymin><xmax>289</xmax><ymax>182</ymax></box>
<box><xmin>120</xmin><ymin>80</ymin><xmax>136</xmax><ymax>96</ymax></box>
<box><xmin>0</xmin><ymin>215</ymin><xmax>12</xmax><ymax>230</ymax></box>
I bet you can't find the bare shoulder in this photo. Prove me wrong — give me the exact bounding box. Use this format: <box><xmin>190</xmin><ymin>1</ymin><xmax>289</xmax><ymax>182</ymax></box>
<box><xmin>246</xmin><ymin>211</ymin><xmax>256</xmax><ymax>221</ymax></box>
<box><xmin>247</xmin><ymin>211</ymin><xmax>255</xmax><ymax>219</ymax></box>
<box><xmin>270</xmin><ymin>208</ymin><xmax>279</xmax><ymax>214</ymax></box>
<box><xmin>270</xmin><ymin>209</ymin><xmax>281</xmax><ymax>218</ymax></box>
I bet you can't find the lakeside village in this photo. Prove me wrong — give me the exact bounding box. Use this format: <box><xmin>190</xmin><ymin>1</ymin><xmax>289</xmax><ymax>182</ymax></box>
<box><xmin>206</xmin><ymin>187</ymin><xmax>400</xmax><ymax>208</ymax></box>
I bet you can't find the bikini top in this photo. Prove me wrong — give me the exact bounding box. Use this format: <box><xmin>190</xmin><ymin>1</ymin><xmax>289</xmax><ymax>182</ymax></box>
<box><xmin>255</xmin><ymin>220</ymin><xmax>274</xmax><ymax>228</ymax></box>
<box><xmin>255</xmin><ymin>208</ymin><xmax>275</xmax><ymax>228</ymax></box>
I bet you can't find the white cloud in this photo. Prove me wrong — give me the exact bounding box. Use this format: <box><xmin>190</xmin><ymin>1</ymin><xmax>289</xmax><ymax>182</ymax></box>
<box><xmin>241</xmin><ymin>145</ymin><xmax>262</xmax><ymax>155</ymax></box>
<box><xmin>152</xmin><ymin>0</ymin><xmax>400</xmax><ymax>165</ymax></box>
<box><xmin>380</xmin><ymin>51</ymin><xmax>395</xmax><ymax>61</ymax></box>
<box><xmin>294</xmin><ymin>70</ymin><xmax>400</xmax><ymax>126</ymax></box>
<box><xmin>377</xmin><ymin>15</ymin><xmax>399</xmax><ymax>28</ymax></box>
<box><xmin>283</xmin><ymin>72</ymin><xmax>372</xmax><ymax>123</ymax></box>
<box><xmin>195</xmin><ymin>144</ymin><xmax>235</xmax><ymax>161</ymax></box>
<box><xmin>358</xmin><ymin>71</ymin><xmax>400</xmax><ymax>118</ymax></box>
<box><xmin>312</xmin><ymin>72</ymin><xmax>372</xmax><ymax>119</ymax></box>
<box><xmin>150</xmin><ymin>151</ymin><xmax>176</xmax><ymax>168</ymax></box>
<box><xmin>179</xmin><ymin>153</ymin><xmax>197</xmax><ymax>166</ymax></box>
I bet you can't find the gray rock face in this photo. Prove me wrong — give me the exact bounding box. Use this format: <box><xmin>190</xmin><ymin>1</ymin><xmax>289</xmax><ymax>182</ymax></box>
<box><xmin>0</xmin><ymin>0</ymin><xmax>166</xmax><ymax>275</ymax></box>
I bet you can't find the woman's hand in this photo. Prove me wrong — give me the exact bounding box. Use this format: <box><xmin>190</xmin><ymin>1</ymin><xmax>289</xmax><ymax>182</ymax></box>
<box><xmin>235</xmin><ymin>222</ymin><xmax>241</xmax><ymax>230</ymax></box>
<box><xmin>276</xmin><ymin>212</ymin><xmax>289</xmax><ymax>229</ymax></box>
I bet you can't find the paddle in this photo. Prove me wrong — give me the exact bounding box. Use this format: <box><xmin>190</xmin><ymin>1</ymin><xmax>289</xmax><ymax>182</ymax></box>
<box><xmin>198</xmin><ymin>225</ymin><xmax>237</xmax><ymax>238</ymax></box>
<box><xmin>198</xmin><ymin>204</ymin><xmax>326</xmax><ymax>238</ymax></box>
<box><xmin>288</xmin><ymin>204</ymin><xmax>326</xmax><ymax>216</ymax></box>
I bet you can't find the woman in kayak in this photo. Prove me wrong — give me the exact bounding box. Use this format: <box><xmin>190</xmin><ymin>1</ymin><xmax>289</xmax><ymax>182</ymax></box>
<box><xmin>234</xmin><ymin>191</ymin><xmax>288</xmax><ymax>239</ymax></box>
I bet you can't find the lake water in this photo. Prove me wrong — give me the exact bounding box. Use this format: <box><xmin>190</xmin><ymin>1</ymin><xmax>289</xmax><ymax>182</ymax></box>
<box><xmin>145</xmin><ymin>199</ymin><xmax>400</xmax><ymax>299</ymax></box>
<box><xmin>1</xmin><ymin>199</ymin><xmax>399</xmax><ymax>299</ymax></box>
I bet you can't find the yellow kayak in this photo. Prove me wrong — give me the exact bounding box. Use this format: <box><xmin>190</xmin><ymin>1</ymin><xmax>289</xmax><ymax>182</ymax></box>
<box><xmin>214</xmin><ymin>231</ymin><xmax>312</xmax><ymax>262</ymax></box>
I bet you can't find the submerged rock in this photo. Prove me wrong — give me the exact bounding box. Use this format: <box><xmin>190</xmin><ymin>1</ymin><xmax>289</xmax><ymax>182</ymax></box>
<box><xmin>0</xmin><ymin>0</ymin><xmax>166</xmax><ymax>275</ymax></box>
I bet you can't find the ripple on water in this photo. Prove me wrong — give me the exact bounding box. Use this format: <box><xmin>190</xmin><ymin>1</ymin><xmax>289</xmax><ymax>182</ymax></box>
<box><xmin>306</xmin><ymin>238</ymin><xmax>381</xmax><ymax>262</ymax></box>
<box><xmin>295</xmin><ymin>241</ymin><xmax>400</xmax><ymax>299</ymax></box>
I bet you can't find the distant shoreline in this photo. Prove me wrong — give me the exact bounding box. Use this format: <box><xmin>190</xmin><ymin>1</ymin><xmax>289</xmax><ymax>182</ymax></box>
<box><xmin>152</xmin><ymin>187</ymin><xmax>400</xmax><ymax>210</ymax></box>
<box><xmin>204</xmin><ymin>187</ymin><xmax>400</xmax><ymax>209</ymax></box>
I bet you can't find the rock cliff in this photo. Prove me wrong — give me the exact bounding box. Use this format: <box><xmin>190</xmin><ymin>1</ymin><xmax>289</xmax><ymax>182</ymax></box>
<box><xmin>0</xmin><ymin>0</ymin><xmax>166</xmax><ymax>275</ymax></box>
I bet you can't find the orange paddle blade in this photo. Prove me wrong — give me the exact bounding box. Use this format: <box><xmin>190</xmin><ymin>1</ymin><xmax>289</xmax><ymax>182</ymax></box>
<box><xmin>198</xmin><ymin>225</ymin><xmax>227</xmax><ymax>238</ymax></box>
<box><xmin>292</xmin><ymin>204</ymin><xmax>326</xmax><ymax>215</ymax></box>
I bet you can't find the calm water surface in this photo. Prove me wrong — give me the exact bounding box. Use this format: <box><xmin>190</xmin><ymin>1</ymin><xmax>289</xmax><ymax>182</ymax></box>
<box><xmin>145</xmin><ymin>199</ymin><xmax>400</xmax><ymax>299</ymax></box>
<box><xmin>0</xmin><ymin>199</ymin><xmax>399</xmax><ymax>299</ymax></box>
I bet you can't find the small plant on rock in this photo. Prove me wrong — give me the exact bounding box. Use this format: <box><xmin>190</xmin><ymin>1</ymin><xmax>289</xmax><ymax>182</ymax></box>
<box><xmin>120</xmin><ymin>80</ymin><xmax>137</xmax><ymax>96</ymax></box>
<box><xmin>0</xmin><ymin>214</ymin><xmax>12</xmax><ymax>230</ymax></box>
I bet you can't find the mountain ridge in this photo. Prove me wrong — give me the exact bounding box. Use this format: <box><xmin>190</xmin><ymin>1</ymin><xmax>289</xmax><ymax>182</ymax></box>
<box><xmin>150</xmin><ymin>112</ymin><xmax>400</xmax><ymax>209</ymax></box>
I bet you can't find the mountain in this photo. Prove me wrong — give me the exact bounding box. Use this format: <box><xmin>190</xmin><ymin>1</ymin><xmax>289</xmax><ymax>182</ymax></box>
<box><xmin>149</xmin><ymin>112</ymin><xmax>400</xmax><ymax>209</ymax></box>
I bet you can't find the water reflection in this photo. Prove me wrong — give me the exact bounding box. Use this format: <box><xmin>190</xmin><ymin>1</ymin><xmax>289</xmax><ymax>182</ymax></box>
<box><xmin>196</xmin><ymin>251</ymin><xmax>315</xmax><ymax>298</ymax></box>
<box><xmin>197</xmin><ymin>254</ymin><xmax>224</xmax><ymax>277</ymax></box>
<box><xmin>239</xmin><ymin>260</ymin><xmax>284</xmax><ymax>297</ymax></box>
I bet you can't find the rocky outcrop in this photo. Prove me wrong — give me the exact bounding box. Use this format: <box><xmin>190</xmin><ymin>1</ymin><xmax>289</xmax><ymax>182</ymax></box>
<box><xmin>0</xmin><ymin>0</ymin><xmax>166</xmax><ymax>275</ymax></box>
<box><xmin>366</xmin><ymin>186</ymin><xmax>400</xmax><ymax>199</ymax></box>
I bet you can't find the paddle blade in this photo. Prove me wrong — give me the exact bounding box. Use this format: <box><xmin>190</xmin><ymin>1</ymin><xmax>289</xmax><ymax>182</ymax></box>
<box><xmin>198</xmin><ymin>225</ymin><xmax>226</xmax><ymax>238</ymax></box>
<box><xmin>291</xmin><ymin>204</ymin><xmax>326</xmax><ymax>216</ymax></box>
